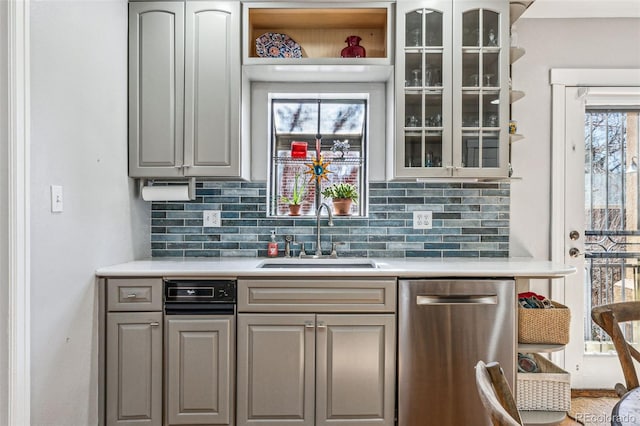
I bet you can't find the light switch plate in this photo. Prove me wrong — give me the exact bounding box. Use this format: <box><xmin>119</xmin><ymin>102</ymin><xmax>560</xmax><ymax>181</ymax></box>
<box><xmin>203</xmin><ymin>210</ymin><xmax>221</xmax><ymax>227</ymax></box>
<box><xmin>51</xmin><ymin>185</ymin><xmax>63</xmax><ymax>213</ymax></box>
<box><xmin>413</xmin><ymin>211</ymin><xmax>432</xmax><ymax>229</ymax></box>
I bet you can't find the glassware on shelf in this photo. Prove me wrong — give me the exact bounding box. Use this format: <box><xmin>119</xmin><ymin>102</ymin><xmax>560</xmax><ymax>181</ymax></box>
<box><xmin>468</xmin><ymin>74</ymin><xmax>479</xmax><ymax>87</ymax></box>
<box><xmin>411</xmin><ymin>28</ymin><xmax>421</xmax><ymax>46</ymax></box>
<box><xmin>487</xmin><ymin>28</ymin><xmax>498</xmax><ymax>47</ymax></box>
<box><xmin>485</xmin><ymin>113</ymin><xmax>498</xmax><ymax>127</ymax></box>
<box><xmin>425</xmin><ymin>151</ymin><xmax>434</xmax><ymax>167</ymax></box>
<box><xmin>411</xmin><ymin>69</ymin><xmax>421</xmax><ymax>87</ymax></box>
<box><xmin>424</xmin><ymin>66</ymin><xmax>433</xmax><ymax>87</ymax></box>
<box><xmin>484</xmin><ymin>74</ymin><xmax>495</xmax><ymax>86</ymax></box>
<box><xmin>406</xmin><ymin>115</ymin><xmax>419</xmax><ymax>127</ymax></box>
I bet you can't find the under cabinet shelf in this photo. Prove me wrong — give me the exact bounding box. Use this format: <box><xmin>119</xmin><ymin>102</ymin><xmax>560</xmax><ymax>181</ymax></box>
<box><xmin>509</xmin><ymin>134</ymin><xmax>524</xmax><ymax>143</ymax></box>
<box><xmin>510</xmin><ymin>0</ymin><xmax>536</xmax><ymax>26</ymax></box>
<box><xmin>520</xmin><ymin>410</ymin><xmax>566</xmax><ymax>425</ymax></box>
<box><xmin>510</xmin><ymin>47</ymin><xmax>526</xmax><ymax>64</ymax></box>
<box><xmin>510</xmin><ymin>90</ymin><xmax>525</xmax><ymax>103</ymax></box>
<box><xmin>518</xmin><ymin>343</ymin><xmax>565</xmax><ymax>353</ymax></box>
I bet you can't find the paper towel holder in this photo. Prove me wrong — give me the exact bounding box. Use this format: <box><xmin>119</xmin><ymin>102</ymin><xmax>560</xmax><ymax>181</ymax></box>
<box><xmin>139</xmin><ymin>177</ymin><xmax>197</xmax><ymax>201</ymax></box>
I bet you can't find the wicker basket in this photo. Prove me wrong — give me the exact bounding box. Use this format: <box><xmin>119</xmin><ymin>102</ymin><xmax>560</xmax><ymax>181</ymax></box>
<box><xmin>517</xmin><ymin>354</ymin><xmax>571</xmax><ymax>411</ymax></box>
<box><xmin>518</xmin><ymin>301</ymin><xmax>570</xmax><ymax>345</ymax></box>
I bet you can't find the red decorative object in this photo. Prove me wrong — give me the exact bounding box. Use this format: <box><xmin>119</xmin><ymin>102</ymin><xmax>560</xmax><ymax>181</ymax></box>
<box><xmin>340</xmin><ymin>35</ymin><xmax>366</xmax><ymax>58</ymax></box>
<box><xmin>291</xmin><ymin>141</ymin><xmax>308</xmax><ymax>158</ymax></box>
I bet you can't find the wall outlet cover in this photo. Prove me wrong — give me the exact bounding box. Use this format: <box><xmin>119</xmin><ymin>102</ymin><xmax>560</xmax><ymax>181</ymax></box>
<box><xmin>413</xmin><ymin>211</ymin><xmax>432</xmax><ymax>229</ymax></box>
<box><xmin>203</xmin><ymin>210</ymin><xmax>221</xmax><ymax>227</ymax></box>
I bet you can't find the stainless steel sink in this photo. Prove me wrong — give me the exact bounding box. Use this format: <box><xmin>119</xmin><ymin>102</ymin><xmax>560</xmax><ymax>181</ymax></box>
<box><xmin>257</xmin><ymin>259</ymin><xmax>378</xmax><ymax>269</ymax></box>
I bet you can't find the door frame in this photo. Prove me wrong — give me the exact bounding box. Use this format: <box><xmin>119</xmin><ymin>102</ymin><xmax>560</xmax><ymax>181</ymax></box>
<box><xmin>549</xmin><ymin>68</ymin><xmax>640</xmax><ymax>379</ymax></box>
<box><xmin>6</xmin><ymin>0</ymin><xmax>31</xmax><ymax>424</ymax></box>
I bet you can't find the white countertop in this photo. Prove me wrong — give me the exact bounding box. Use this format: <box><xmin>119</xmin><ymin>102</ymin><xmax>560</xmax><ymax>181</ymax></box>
<box><xmin>95</xmin><ymin>257</ymin><xmax>575</xmax><ymax>278</ymax></box>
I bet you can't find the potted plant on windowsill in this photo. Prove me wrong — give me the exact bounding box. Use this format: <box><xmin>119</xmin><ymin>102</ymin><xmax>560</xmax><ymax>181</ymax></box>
<box><xmin>321</xmin><ymin>182</ymin><xmax>359</xmax><ymax>216</ymax></box>
<box><xmin>280</xmin><ymin>173</ymin><xmax>307</xmax><ymax>216</ymax></box>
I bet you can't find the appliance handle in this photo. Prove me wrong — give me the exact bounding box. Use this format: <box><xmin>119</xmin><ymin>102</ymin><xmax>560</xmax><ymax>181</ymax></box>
<box><xmin>416</xmin><ymin>294</ymin><xmax>498</xmax><ymax>305</ymax></box>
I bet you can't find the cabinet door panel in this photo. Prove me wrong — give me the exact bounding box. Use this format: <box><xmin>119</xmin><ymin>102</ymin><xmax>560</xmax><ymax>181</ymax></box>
<box><xmin>237</xmin><ymin>314</ymin><xmax>315</xmax><ymax>426</ymax></box>
<box><xmin>316</xmin><ymin>314</ymin><xmax>396</xmax><ymax>426</ymax></box>
<box><xmin>106</xmin><ymin>312</ymin><xmax>162</xmax><ymax>426</ymax></box>
<box><xmin>452</xmin><ymin>0</ymin><xmax>509</xmax><ymax>178</ymax></box>
<box><xmin>184</xmin><ymin>1</ymin><xmax>241</xmax><ymax>177</ymax></box>
<box><xmin>395</xmin><ymin>1</ymin><xmax>453</xmax><ymax>178</ymax></box>
<box><xmin>128</xmin><ymin>2</ymin><xmax>184</xmax><ymax>178</ymax></box>
<box><xmin>166</xmin><ymin>316</ymin><xmax>234</xmax><ymax>425</ymax></box>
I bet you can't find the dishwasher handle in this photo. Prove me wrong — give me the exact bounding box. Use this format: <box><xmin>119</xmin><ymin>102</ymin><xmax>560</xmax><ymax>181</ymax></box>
<box><xmin>416</xmin><ymin>294</ymin><xmax>498</xmax><ymax>305</ymax></box>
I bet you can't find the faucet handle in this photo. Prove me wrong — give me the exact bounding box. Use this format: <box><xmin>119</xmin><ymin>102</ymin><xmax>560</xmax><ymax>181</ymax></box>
<box><xmin>330</xmin><ymin>242</ymin><xmax>346</xmax><ymax>258</ymax></box>
<box><xmin>298</xmin><ymin>242</ymin><xmax>307</xmax><ymax>257</ymax></box>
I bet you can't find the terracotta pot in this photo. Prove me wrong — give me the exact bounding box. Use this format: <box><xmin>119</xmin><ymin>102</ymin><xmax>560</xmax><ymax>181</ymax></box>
<box><xmin>332</xmin><ymin>198</ymin><xmax>353</xmax><ymax>215</ymax></box>
<box><xmin>288</xmin><ymin>204</ymin><xmax>302</xmax><ymax>216</ymax></box>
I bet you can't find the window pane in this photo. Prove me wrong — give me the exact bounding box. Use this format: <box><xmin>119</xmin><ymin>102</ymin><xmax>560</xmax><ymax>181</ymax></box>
<box><xmin>273</xmin><ymin>101</ymin><xmax>318</xmax><ymax>133</ymax></box>
<box><xmin>269</xmin><ymin>98</ymin><xmax>367</xmax><ymax>217</ymax></box>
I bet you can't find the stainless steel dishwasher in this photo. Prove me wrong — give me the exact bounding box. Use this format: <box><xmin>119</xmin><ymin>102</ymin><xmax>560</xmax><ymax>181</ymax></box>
<box><xmin>397</xmin><ymin>279</ymin><xmax>516</xmax><ymax>426</ymax></box>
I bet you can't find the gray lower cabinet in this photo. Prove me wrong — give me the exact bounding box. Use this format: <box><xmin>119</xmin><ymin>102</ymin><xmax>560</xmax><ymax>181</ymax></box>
<box><xmin>165</xmin><ymin>316</ymin><xmax>235</xmax><ymax>426</ymax></box>
<box><xmin>128</xmin><ymin>1</ymin><xmax>243</xmax><ymax>179</ymax></box>
<box><xmin>106</xmin><ymin>312</ymin><xmax>163</xmax><ymax>426</ymax></box>
<box><xmin>237</xmin><ymin>313</ymin><xmax>396</xmax><ymax>426</ymax></box>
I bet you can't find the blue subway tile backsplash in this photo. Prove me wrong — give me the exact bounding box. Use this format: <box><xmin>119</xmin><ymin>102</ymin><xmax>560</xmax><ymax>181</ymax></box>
<box><xmin>151</xmin><ymin>181</ymin><xmax>510</xmax><ymax>258</ymax></box>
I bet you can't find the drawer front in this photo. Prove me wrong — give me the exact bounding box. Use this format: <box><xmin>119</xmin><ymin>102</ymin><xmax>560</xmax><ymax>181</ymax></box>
<box><xmin>238</xmin><ymin>278</ymin><xmax>396</xmax><ymax>313</ymax></box>
<box><xmin>107</xmin><ymin>278</ymin><xmax>163</xmax><ymax>311</ymax></box>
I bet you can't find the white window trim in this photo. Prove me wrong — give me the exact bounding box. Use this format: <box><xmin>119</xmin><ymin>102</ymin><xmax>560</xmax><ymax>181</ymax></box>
<box><xmin>7</xmin><ymin>0</ymin><xmax>31</xmax><ymax>424</ymax></box>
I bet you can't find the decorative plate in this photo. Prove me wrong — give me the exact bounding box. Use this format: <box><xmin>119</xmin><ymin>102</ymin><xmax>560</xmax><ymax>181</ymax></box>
<box><xmin>255</xmin><ymin>32</ymin><xmax>303</xmax><ymax>58</ymax></box>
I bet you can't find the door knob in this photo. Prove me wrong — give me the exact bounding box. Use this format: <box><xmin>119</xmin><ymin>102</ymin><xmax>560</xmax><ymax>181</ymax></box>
<box><xmin>569</xmin><ymin>230</ymin><xmax>580</xmax><ymax>241</ymax></box>
<box><xmin>569</xmin><ymin>247</ymin><xmax>584</xmax><ymax>258</ymax></box>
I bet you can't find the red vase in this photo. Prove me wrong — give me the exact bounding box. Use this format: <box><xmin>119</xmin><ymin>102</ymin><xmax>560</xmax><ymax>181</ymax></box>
<box><xmin>341</xmin><ymin>36</ymin><xmax>366</xmax><ymax>58</ymax></box>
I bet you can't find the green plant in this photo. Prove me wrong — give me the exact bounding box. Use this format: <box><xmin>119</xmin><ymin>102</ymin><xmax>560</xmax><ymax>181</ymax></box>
<box><xmin>321</xmin><ymin>182</ymin><xmax>359</xmax><ymax>203</ymax></box>
<box><xmin>280</xmin><ymin>173</ymin><xmax>307</xmax><ymax>205</ymax></box>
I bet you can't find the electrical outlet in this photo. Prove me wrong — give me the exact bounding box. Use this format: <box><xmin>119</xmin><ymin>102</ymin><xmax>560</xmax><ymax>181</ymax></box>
<box><xmin>51</xmin><ymin>185</ymin><xmax>63</xmax><ymax>213</ymax></box>
<box><xmin>203</xmin><ymin>210</ymin><xmax>221</xmax><ymax>227</ymax></box>
<box><xmin>413</xmin><ymin>211</ymin><xmax>432</xmax><ymax>229</ymax></box>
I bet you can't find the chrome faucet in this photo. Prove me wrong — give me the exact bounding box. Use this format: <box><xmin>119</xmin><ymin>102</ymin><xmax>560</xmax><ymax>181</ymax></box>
<box><xmin>314</xmin><ymin>203</ymin><xmax>334</xmax><ymax>257</ymax></box>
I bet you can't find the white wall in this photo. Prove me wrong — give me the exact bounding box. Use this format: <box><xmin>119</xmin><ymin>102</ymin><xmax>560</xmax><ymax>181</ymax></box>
<box><xmin>510</xmin><ymin>18</ymin><xmax>640</xmax><ymax>261</ymax></box>
<box><xmin>30</xmin><ymin>1</ymin><xmax>149</xmax><ymax>424</ymax></box>
<box><xmin>0</xmin><ymin>1</ymin><xmax>9</xmax><ymax>424</ymax></box>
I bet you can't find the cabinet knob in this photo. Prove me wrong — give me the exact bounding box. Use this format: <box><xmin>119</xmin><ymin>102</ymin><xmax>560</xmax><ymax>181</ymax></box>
<box><xmin>126</xmin><ymin>293</ymin><xmax>137</xmax><ymax>299</ymax></box>
<box><xmin>149</xmin><ymin>322</ymin><xmax>160</xmax><ymax>327</ymax></box>
<box><xmin>317</xmin><ymin>321</ymin><xmax>326</xmax><ymax>329</ymax></box>
<box><xmin>304</xmin><ymin>321</ymin><xmax>315</xmax><ymax>329</ymax></box>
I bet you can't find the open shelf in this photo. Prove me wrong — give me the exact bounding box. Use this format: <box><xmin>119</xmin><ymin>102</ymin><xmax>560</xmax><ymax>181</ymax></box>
<box><xmin>245</xmin><ymin>6</ymin><xmax>390</xmax><ymax>61</ymax></box>
<box><xmin>510</xmin><ymin>90</ymin><xmax>525</xmax><ymax>103</ymax></box>
<box><xmin>509</xmin><ymin>134</ymin><xmax>524</xmax><ymax>143</ymax></box>
<box><xmin>518</xmin><ymin>343</ymin><xmax>565</xmax><ymax>353</ymax></box>
<box><xmin>510</xmin><ymin>0</ymin><xmax>536</xmax><ymax>26</ymax></box>
<box><xmin>510</xmin><ymin>47</ymin><xmax>526</xmax><ymax>64</ymax></box>
<box><xmin>520</xmin><ymin>410</ymin><xmax>566</xmax><ymax>425</ymax></box>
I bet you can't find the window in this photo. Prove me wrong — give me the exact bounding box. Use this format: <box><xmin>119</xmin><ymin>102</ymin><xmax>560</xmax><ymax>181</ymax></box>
<box><xmin>267</xmin><ymin>95</ymin><xmax>369</xmax><ymax>217</ymax></box>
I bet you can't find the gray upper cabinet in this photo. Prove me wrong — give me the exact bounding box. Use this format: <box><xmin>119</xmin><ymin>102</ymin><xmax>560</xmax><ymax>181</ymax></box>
<box><xmin>129</xmin><ymin>2</ymin><xmax>185</xmax><ymax>178</ymax></box>
<box><xmin>129</xmin><ymin>1</ymin><xmax>245</xmax><ymax>179</ymax></box>
<box><xmin>106</xmin><ymin>312</ymin><xmax>163</xmax><ymax>426</ymax></box>
<box><xmin>165</xmin><ymin>316</ymin><xmax>234</xmax><ymax>425</ymax></box>
<box><xmin>394</xmin><ymin>0</ymin><xmax>509</xmax><ymax>179</ymax></box>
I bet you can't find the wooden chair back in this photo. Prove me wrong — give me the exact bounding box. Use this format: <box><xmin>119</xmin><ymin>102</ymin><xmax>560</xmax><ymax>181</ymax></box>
<box><xmin>475</xmin><ymin>360</ymin><xmax>523</xmax><ymax>426</ymax></box>
<box><xmin>592</xmin><ymin>301</ymin><xmax>640</xmax><ymax>396</ymax></box>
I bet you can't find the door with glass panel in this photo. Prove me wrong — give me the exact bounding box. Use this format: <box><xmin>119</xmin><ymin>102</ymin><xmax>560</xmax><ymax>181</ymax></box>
<box><xmin>396</xmin><ymin>1</ymin><xmax>452</xmax><ymax>178</ymax></box>
<box><xmin>453</xmin><ymin>0</ymin><xmax>509</xmax><ymax>178</ymax></box>
<box><xmin>563</xmin><ymin>87</ymin><xmax>640</xmax><ymax>387</ymax></box>
<box><xmin>395</xmin><ymin>0</ymin><xmax>508</xmax><ymax>179</ymax></box>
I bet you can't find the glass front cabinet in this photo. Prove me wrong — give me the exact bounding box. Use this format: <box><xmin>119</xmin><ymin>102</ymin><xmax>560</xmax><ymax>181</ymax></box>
<box><xmin>395</xmin><ymin>0</ymin><xmax>509</xmax><ymax>179</ymax></box>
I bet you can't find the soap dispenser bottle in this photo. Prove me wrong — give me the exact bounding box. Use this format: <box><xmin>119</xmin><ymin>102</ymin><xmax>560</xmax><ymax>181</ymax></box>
<box><xmin>267</xmin><ymin>230</ymin><xmax>278</xmax><ymax>257</ymax></box>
